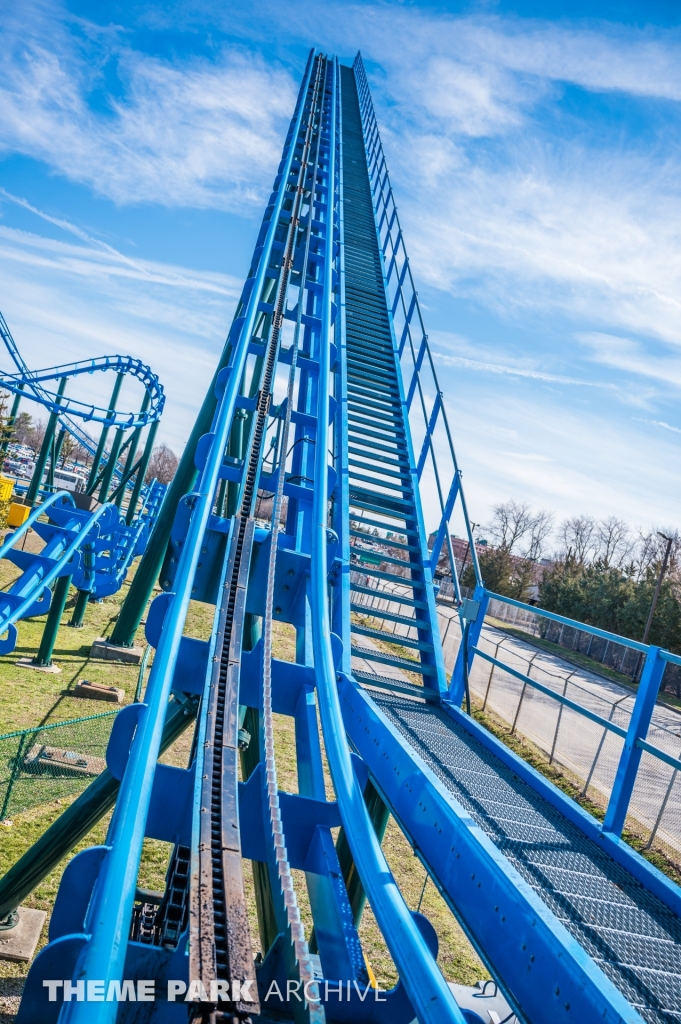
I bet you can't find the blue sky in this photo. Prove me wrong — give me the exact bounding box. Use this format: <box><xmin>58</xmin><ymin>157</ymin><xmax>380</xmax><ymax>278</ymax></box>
<box><xmin>1</xmin><ymin>1</ymin><xmax>680</xmax><ymax>541</ymax></box>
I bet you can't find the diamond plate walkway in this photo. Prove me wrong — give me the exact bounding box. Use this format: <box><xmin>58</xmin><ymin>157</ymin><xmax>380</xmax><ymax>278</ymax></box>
<box><xmin>372</xmin><ymin>691</ymin><xmax>681</xmax><ymax>1024</ymax></box>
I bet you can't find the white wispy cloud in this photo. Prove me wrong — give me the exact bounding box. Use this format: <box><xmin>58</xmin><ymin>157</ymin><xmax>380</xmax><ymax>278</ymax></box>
<box><xmin>578</xmin><ymin>333</ymin><xmax>681</xmax><ymax>388</ymax></box>
<box><xmin>432</xmin><ymin>350</ymin><xmax>611</xmax><ymax>388</ymax></box>
<box><xmin>0</xmin><ymin>221</ymin><xmax>242</xmax><ymax>450</ymax></box>
<box><xmin>500</xmin><ymin>452</ymin><xmax>554</xmax><ymax>461</ymax></box>
<box><xmin>274</xmin><ymin>2</ymin><xmax>681</xmax><ymax>349</ymax></box>
<box><xmin>635</xmin><ymin>418</ymin><xmax>681</xmax><ymax>435</ymax></box>
<box><xmin>0</xmin><ymin>3</ymin><xmax>297</xmax><ymax>209</ymax></box>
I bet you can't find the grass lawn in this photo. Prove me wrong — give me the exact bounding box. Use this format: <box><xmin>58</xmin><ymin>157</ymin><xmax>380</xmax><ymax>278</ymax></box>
<box><xmin>0</xmin><ymin>537</ymin><xmax>192</xmax><ymax>1022</ymax></box>
<box><xmin>0</xmin><ymin>554</ymin><xmax>486</xmax><ymax>1022</ymax></box>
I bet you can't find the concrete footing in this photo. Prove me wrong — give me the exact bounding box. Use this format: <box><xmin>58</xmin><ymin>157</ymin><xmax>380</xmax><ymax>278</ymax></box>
<box><xmin>15</xmin><ymin>658</ymin><xmax>61</xmax><ymax>674</ymax></box>
<box><xmin>90</xmin><ymin>638</ymin><xmax>143</xmax><ymax>665</ymax></box>
<box><xmin>0</xmin><ymin>907</ymin><xmax>46</xmax><ymax>962</ymax></box>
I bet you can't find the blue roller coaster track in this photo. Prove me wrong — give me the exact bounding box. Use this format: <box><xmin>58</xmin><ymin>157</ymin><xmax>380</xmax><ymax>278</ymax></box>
<box><xmin>0</xmin><ymin>311</ymin><xmax>164</xmax><ymax>480</ymax></box>
<box><xmin>0</xmin><ymin>310</ymin><xmax>166</xmax><ymax>655</ymax></box>
<box><xmin>9</xmin><ymin>50</ymin><xmax>681</xmax><ymax>1024</ymax></box>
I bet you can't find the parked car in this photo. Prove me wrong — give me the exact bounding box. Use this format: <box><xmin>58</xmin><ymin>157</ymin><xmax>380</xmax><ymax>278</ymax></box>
<box><xmin>3</xmin><ymin>459</ymin><xmax>31</xmax><ymax>479</ymax></box>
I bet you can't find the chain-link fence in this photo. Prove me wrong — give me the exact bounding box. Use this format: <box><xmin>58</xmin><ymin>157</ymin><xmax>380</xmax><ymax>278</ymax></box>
<box><xmin>0</xmin><ymin>710</ymin><xmax>117</xmax><ymax>820</ymax></box>
<box><xmin>438</xmin><ymin>582</ymin><xmax>681</xmax><ymax>694</ymax></box>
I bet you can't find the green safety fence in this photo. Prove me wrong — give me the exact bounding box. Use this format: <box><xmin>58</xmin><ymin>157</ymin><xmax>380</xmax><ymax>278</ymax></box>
<box><xmin>0</xmin><ymin>710</ymin><xmax>118</xmax><ymax>820</ymax></box>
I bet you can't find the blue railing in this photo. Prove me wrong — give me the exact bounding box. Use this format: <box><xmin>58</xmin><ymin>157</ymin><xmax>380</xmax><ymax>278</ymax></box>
<box><xmin>451</xmin><ymin>586</ymin><xmax>681</xmax><ymax>841</ymax></box>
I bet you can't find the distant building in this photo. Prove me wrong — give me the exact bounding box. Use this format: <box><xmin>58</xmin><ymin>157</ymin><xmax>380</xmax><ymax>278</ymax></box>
<box><xmin>428</xmin><ymin>532</ymin><xmax>555</xmax><ymax>604</ymax></box>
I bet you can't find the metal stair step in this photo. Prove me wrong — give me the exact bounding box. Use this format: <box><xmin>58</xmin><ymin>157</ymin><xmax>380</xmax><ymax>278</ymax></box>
<box><xmin>349</xmin><ymin>472</ymin><xmax>412</xmax><ymax>497</ymax></box>
<box><xmin>348</xmin><ymin>459</ymin><xmax>412</xmax><ymax>481</ymax></box>
<box><xmin>351</xmin><ymin>564</ymin><xmax>421</xmax><ymax>586</ymax></box>
<box><xmin>349</xmin><ymin>602</ymin><xmax>430</xmax><ymax>630</ymax></box>
<box><xmin>349</xmin><ymin>489</ymin><xmax>415</xmax><ymax>517</ymax></box>
<box><xmin>351</xmin><ymin>546</ymin><xmax>420</xmax><ymax>571</ymax></box>
<box><xmin>348</xmin><ymin>514</ymin><xmax>413</xmax><ymax>533</ymax></box>
<box><xmin>349</xmin><ymin>583</ymin><xmax>428</xmax><ymax>609</ymax></box>
<box><xmin>351</xmin><ymin>622</ymin><xmax>434</xmax><ymax>653</ymax></box>
<box><xmin>350</xmin><ymin>530</ymin><xmax>420</xmax><ymax>553</ymax></box>
<box><xmin>352</xmin><ymin>669</ymin><xmax>440</xmax><ymax>703</ymax></box>
<box><xmin>350</xmin><ymin>644</ymin><xmax>437</xmax><ymax>676</ymax></box>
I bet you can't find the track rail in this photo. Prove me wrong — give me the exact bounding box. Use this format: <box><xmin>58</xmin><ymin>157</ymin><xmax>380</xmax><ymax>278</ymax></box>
<box><xmin>190</xmin><ymin>52</ymin><xmax>328</xmax><ymax>1020</ymax></box>
<box><xmin>0</xmin><ymin>310</ymin><xmax>163</xmax><ymax>493</ymax></box>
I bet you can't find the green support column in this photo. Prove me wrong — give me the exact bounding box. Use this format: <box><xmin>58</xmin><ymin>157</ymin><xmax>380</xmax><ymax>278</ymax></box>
<box><xmin>124</xmin><ymin>419</ymin><xmax>159</xmax><ymax>526</ymax></box>
<box><xmin>335</xmin><ymin>780</ymin><xmax>391</xmax><ymax>927</ymax></box>
<box><xmin>25</xmin><ymin>377</ymin><xmax>67</xmax><ymax>507</ymax></box>
<box><xmin>53</xmin><ymin>428</ymin><xmax>66</xmax><ymax>467</ymax></box>
<box><xmin>98</xmin><ymin>427</ymin><xmax>124</xmax><ymax>504</ymax></box>
<box><xmin>32</xmin><ymin>574</ymin><xmax>72</xmax><ymax>667</ymax></box>
<box><xmin>68</xmin><ymin>587</ymin><xmax>91</xmax><ymax>629</ymax></box>
<box><xmin>87</xmin><ymin>372</ymin><xmax>124</xmax><ymax>493</ymax></box>
<box><xmin>0</xmin><ymin>384</ymin><xmax>24</xmax><ymax>459</ymax></box>
<box><xmin>110</xmin><ymin>332</ymin><xmax>237</xmax><ymax>646</ymax></box>
<box><xmin>49</xmin><ymin>428</ymin><xmax>67</xmax><ymax>491</ymax></box>
<box><xmin>115</xmin><ymin>392</ymin><xmax>150</xmax><ymax>509</ymax></box>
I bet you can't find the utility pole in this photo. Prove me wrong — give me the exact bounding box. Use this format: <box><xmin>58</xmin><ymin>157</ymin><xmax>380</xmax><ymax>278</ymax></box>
<box><xmin>633</xmin><ymin>532</ymin><xmax>674</xmax><ymax>682</ymax></box>
<box><xmin>642</xmin><ymin>532</ymin><xmax>674</xmax><ymax>645</ymax></box>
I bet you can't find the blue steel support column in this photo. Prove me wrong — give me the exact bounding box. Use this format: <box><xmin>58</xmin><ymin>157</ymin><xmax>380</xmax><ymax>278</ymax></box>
<box><xmin>603</xmin><ymin>646</ymin><xmax>666</xmax><ymax>837</ymax></box>
<box><xmin>449</xmin><ymin>586</ymin><xmax>489</xmax><ymax>708</ymax></box>
<box><xmin>311</xmin><ymin>58</ymin><xmax>465</xmax><ymax>1024</ymax></box>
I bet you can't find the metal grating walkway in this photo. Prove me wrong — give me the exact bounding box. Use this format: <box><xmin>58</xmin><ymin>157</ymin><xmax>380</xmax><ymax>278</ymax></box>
<box><xmin>372</xmin><ymin>691</ymin><xmax>681</xmax><ymax>1024</ymax></box>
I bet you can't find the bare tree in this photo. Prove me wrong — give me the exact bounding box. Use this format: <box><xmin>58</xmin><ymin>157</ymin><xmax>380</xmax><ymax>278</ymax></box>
<box><xmin>595</xmin><ymin>516</ymin><xmax>634</xmax><ymax>568</ymax></box>
<box><xmin>560</xmin><ymin>515</ymin><xmax>597</xmax><ymax>564</ymax></box>
<box><xmin>26</xmin><ymin>419</ymin><xmax>46</xmax><ymax>456</ymax></box>
<box><xmin>522</xmin><ymin>509</ymin><xmax>555</xmax><ymax>562</ymax></box>
<box><xmin>487</xmin><ymin>501</ymin><xmax>535</xmax><ymax>552</ymax></box>
<box><xmin>71</xmin><ymin>443</ymin><xmax>92</xmax><ymax>468</ymax></box>
<box><xmin>59</xmin><ymin>433</ymin><xmax>78</xmax><ymax>467</ymax></box>
<box><xmin>145</xmin><ymin>443</ymin><xmax>178</xmax><ymax>485</ymax></box>
<box><xmin>487</xmin><ymin>501</ymin><xmax>554</xmax><ymax>561</ymax></box>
